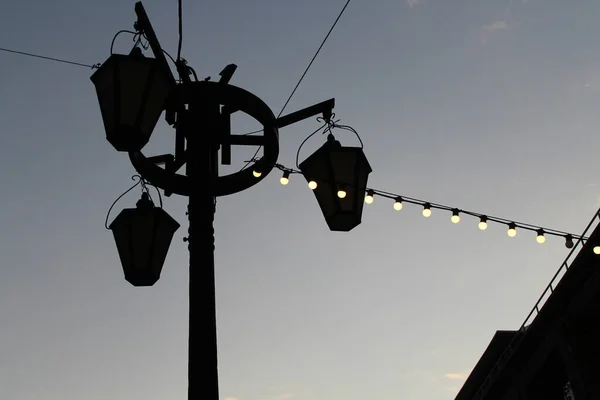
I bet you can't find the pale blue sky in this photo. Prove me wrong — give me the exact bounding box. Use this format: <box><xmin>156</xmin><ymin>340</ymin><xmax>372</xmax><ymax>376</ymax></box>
<box><xmin>2</xmin><ymin>0</ymin><xmax>600</xmax><ymax>399</ymax></box>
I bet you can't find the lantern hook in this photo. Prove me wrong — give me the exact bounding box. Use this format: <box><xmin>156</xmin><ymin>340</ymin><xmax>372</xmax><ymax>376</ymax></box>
<box><xmin>104</xmin><ymin>175</ymin><xmax>163</xmax><ymax>229</ymax></box>
<box><xmin>294</xmin><ymin>122</ymin><xmax>330</xmax><ymax>169</ymax></box>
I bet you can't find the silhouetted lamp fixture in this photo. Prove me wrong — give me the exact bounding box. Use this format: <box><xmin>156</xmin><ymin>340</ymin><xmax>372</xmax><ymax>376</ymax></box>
<box><xmin>299</xmin><ymin>133</ymin><xmax>372</xmax><ymax>232</ymax></box>
<box><xmin>109</xmin><ymin>192</ymin><xmax>180</xmax><ymax>286</ymax></box>
<box><xmin>422</xmin><ymin>203</ymin><xmax>432</xmax><ymax>218</ymax></box>
<box><xmin>91</xmin><ymin>47</ymin><xmax>172</xmax><ymax>152</ymax></box>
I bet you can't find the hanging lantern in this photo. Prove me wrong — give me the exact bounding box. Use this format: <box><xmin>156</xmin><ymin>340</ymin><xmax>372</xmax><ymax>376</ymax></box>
<box><xmin>299</xmin><ymin>134</ymin><xmax>372</xmax><ymax>232</ymax></box>
<box><xmin>90</xmin><ymin>48</ymin><xmax>173</xmax><ymax>152</ymax></box>
<box><xmin>109</xmin><ymin>193</ymin><xmax>180</xmax><ymax>286</ymax></box>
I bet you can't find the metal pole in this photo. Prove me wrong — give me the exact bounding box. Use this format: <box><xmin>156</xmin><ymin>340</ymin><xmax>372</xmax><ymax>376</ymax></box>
<box><xmin>186</xmin><ymin>101</ymin><xmax>220</xmax><ymax>400</ymax></box>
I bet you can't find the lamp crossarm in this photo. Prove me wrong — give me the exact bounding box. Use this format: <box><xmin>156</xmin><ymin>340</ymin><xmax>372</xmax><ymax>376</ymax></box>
<box><xmin>134</xmin><ymin>2</ymin><xmax>177</xmax><ymax>85</ymax></box>
<box><xmin>134</xmin><ymin>1</ymin><xmax>181</xmax><ymax>124</ymax></box>
<box><xmin>277</xmin><ymin>98</ymin><xmax>335</xmax><ymax>129</ymax></box>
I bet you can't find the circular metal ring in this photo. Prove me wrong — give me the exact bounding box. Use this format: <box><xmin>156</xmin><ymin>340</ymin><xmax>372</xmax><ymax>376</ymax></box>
<box><xmin>129</xmin><ymin>81</ymin><xmax>279</xmax><ymax>197</ymax></box>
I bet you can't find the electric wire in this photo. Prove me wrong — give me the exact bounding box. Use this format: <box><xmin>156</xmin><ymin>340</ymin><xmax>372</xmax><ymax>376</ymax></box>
<box><xmin>240</xmin><ymin>0</ymin><xmax>352</xmax><ymax>172</ymax></box>
<box><xmin>0</xmin><ymin>46</ymin><xmax>100</xmax><ymax>69</ymax></box>
<box><xmin>277</xmin><ymin>0</ymin><xmax>351</xmax><ymax>119</ymax></box>
<box><xmin>177</xmin><ymin>0</ymin><xmax>183</xmax><ymax>61</ymax></box>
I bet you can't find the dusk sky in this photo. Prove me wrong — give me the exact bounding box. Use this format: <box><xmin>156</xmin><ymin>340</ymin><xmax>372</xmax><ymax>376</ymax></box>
<box><xmin>2</xmin><ymin>0</ymin><xmax>600</xmax><ymax>399</ymax></box>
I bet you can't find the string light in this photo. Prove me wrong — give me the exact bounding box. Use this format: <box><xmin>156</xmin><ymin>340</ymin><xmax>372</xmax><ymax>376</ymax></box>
<box><xmin>451</xmin><ymin>209</ymin><xmax>460</xmax><ymax>224</ymax></box>
<box><xmin>422</xmin><ymin>203</ymin><xmax>432</xmax><ymax>218</ymax></box>
<box><xmin>479</xmin><ymin>216</ymin><xmax>488</xmax><ymax>231</ymax></box>
<box><xmin>565</xmin><ymin>234</ymin><xmax>574</xmax><ymax>249</ymax></box>
<box><xmin>594</xmin><ymin>246</ymin><xmax>600</xmax><ymax>255</ymax></box>
<box><xmin>365</xmin><ymin>189</ymin><xmax>375</xmax><ymax>204</ymax></box>
<box><xmin>252</xmin><ymin>169</ymin><xmax>262</xmax><ymax>178</ymax></box>
<box><xmin>393</xmin><ymin>197</ymin><xmax>403</xmax><ymax>211</ymax></box>
<box><xmin>280</xmin><ymin>171</ymin><xmax>290</xmax><ymax>185</ymax></box>
<box><xmin>536</xmin><ymin>229</ymin><xmax>546</xmax><ymax>244</ymax></box>
<box><xmin>269</xmin><ymin>163</ymin><xmax>588</xmax><ymax>249</ymax></box>
<box><xmin>507</xmin><ymin>223</ymin><xmax>517</xmax><ymax>238</ymax></box>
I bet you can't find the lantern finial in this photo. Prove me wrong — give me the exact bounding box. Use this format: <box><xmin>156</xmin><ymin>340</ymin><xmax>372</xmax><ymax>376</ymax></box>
<box><xmin>136</xmin><ymin>192</ymin><xmax>154</xmax><ymax>209</ymax></box>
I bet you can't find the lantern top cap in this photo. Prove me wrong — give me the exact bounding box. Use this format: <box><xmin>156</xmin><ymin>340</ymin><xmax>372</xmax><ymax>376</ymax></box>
<box><xmin>326</xmin><ymin>133</ymin><xmax>342</xmax><ymax>148</ymax></box>
<box><xmin>136</xmin><ymin>192</ymin><xmax>155</xmax><ymax>209</ymax></box>
<box><xmin>90</xmin><ymin>52</ymin><xmax>171</xmax><ymax>84</ymax></box>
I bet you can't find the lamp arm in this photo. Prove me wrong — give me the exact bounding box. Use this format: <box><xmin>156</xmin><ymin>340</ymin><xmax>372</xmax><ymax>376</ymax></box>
<box><xmin>277</xmin><ymin>98</ymin><xmax>335</xmax><ymax>129</ymax></box>
<box><xmin>134</xmin><ymin>2</ymin><xmax>177</xmax><ymax>85</ymax></box>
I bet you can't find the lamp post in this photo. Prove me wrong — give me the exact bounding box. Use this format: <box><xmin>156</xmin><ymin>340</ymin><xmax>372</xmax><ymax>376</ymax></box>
<box><xmin>91</xmin><ymin>2</ymin><xmax>371</xmax><ymax>399</ymax></box>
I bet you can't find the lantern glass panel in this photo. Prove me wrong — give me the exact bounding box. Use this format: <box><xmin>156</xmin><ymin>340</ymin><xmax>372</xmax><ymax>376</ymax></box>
<box><xmin>91</xmin><ymin>54</ymin><xmax>172</xmax><ymax>152</ymax></box>
<box><xmin>110</xmin><ymin>207</ymin><xmax>180</xmax><ymax>286</ymax></box>
<box><xmin>300</xmin><ymin>139</ymin><xmax>372</xmax><ymax>232</ymax></box>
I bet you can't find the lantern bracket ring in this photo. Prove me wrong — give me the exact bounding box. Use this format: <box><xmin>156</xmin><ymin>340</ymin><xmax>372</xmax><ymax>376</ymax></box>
<box><xmin>129</xmin><ymin>81</ymin><xmax>280</xmax><ymax>197</ymax></box>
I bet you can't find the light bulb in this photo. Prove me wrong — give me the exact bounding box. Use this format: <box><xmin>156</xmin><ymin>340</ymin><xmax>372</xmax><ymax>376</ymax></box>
<box><xmin>507</xmin><ymin>223</ymin><xmax>517</xmax><ymax>238</ymax></box>
<box><xmin>365</xmin><ymin>189</ymin><xmax>375</xmax><ymax>204</ymax></box>
<box><xmin>478</xmin><ymin>216</ymin><xmax>488</xmax><ymax>231</ymax></box>
<box><xmin>337</xmin><ymin>190</ymin><xmax>347</xmax><ymax>198</ymax></box>
<box><xmin>536</xmin><ymin>229</ymin><xmax>546</xmax><ymax>244</ymax></box>
<box><xmin>565</xmin><ymin>235</ymin><xmax>574</xmax><ymax>249</ymax></box>
<box><xmin>308</xmin><ymin>181</ymin><xmax>318</xmax><ymax>190</ymax></box>
<box><xmin>594</xmin><ymin>246</ymin><xmax>600</xmax><ymax>255</ymax></box>
<box><xmin>252</xmin><ymin>169</ymin><xmax>262</xmax><ymax>178</ymax></box>
<box><xmin>422</xmin><ymin>203</ymin><xmax>432</xmax><ymax>218</ymax></box>
<box><xmin>280</xmin><ymin>171</ymin><xmax>290</xmax><ymax>185</ymax></box>
<box><xmin>393</xmin><ymin>197</ymin><xmax>403</xmax><ymax>211</ymax></box>
<box><xmin>451</xmin><ymin>209</ymin><xmax>460</xmax><ymax>224</ymax></box>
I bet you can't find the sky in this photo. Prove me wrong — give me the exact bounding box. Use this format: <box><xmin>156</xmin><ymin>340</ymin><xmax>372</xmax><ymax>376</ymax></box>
<box><xmin>2</xmin><ymin>0</ymin><xmax>600</xmax><ymax>399</ymax></box>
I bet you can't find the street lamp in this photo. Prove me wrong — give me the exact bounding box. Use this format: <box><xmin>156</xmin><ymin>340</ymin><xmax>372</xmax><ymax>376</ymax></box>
<box><xmin>299</xmin><ymin>133</ymin><xmax>372</xmax><ymax>232</ymax></box>
<box><xmin>90</xmin><ymin>48</ymin><xmax>172</xmax><ymax>152</ymax></box>
<box><xmin>92</xmin><ymin>2</ymin><xmax>351</xmax><ymax>400</ymax></box>
<box><xmin>109</xmin><ymin>192</ymin><xmax>180</xmax><ymax>286</ymax></box>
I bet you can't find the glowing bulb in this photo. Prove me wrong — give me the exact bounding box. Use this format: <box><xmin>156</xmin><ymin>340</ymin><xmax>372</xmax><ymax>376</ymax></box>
<box><xmin>365</xmin><ymin>189</ymin><xmax>375</xmax><ymax>204</ymax></box>
<box><xmin>536</xmin><ymin>229</ymin><xmax>546</xmax><ymax>244</ymax></box>
<box><xmin>478</xmin><ymin>216</ymin><xmax>488</xmax><ymax>231</ymax></box>
<box><xmin>422</xmin><ymin>203</ymin><xmax>432</xmax><ymax>218</ymax></box>
<box><xmin>451</xmin><ymin>209</ymin><xmax>460</xmax><ymax>224</ymax></box>
<box><xmin>393</xmin><ymin>197</ymin><xmax>403</xmax><ymax>211</ymax></box>
<box><xmin>280</xmin><ymin>171</ymin><xmax>290</xmax><ymax>185</ymax></box>
<box><xmin>565</xmin><ymin>235</ymin><xmax>574</xmax><ymax>249</ymax></box>
<box><xmin>308</xmin><ymin>181</ymin><xmax>318</xmax><ymax>190</ymax></box>
<box><xmin>507</xmin><ymin>223</ymin><xmax>517</xmax><ymax>238</ymax></box>
<box><xmin>252</xmin><ymin>169</ymin><xmax>262</xmax><ymax>178</ymax></box>
<box><xmin>594</xmin><ymin>246</ymin><xmax>600</xmax><ymax>255</ymax></box>
<box><xmin>337</xmin><ymin>190</ymin><xmax>347</xmax><ymax>198</ymax></box>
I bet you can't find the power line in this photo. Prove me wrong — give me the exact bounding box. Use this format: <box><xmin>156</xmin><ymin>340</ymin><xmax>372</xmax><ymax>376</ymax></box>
<box><xmin>241</xmin><ymin>0</ymin><xmax>352</xmax><ymax>171</ymax></box>
<box><xmin>0</xmin><ymin>47</ymin><xmax>100</xmax><ymax>69</ymax></box>
<box><xmin>277</xmin><ymin>0</ymin><xmax>351</xmax><ymax>119</ymax></box>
